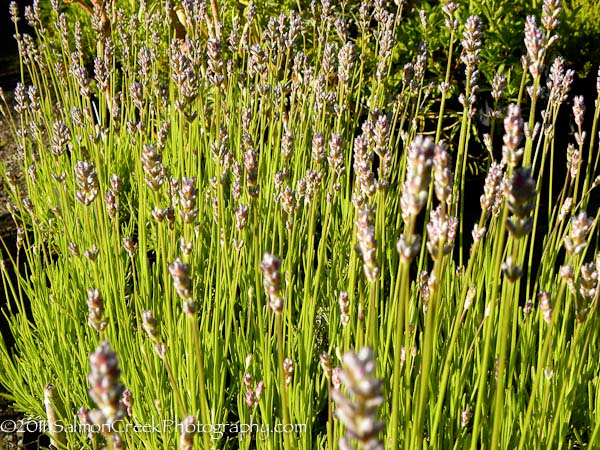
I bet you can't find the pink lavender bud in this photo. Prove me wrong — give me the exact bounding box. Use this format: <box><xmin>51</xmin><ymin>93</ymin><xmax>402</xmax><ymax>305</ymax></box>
<box><xmin>9</xmin><ymin>1</ymin><xmax>19</xmax><ymax>23</ymax></box>
<box><xmin>480</xmin><ymin>162</ymin><xmax>505</xmax><ymax>214</ymax></box>
<box><xmin>312</xmin><ymin>132</ymin><xmax>326</xmax><ymax>164</ymax></box>
<box><xmin>564</xmin><ymin>211</ymin><xmax>592</xmax><ymax>255</ymax></box>
<box><xmin>283</xmin><ymin>358</ymin><xmax>294</xmax><ymax>386</ymax></box>
<box><xmin>87</xmin><ymin>288</ymin><xmax>108</xmax><ymax>332</ymax></box>
<box><xmin>356</xmin><ymin>207</ymin><xmax>379</xmax><ymax>282</ymax></box>
<box><xmin>332</xmin><ymin>347</ymin><xmax>384</xmax><ymax>449</ymax></box>
<box><xmin>579</xmin><ymin>262</ymin><xmax>598</xmax><ymax>302</ymax></box>
<box><xmin>524</xmin><ymin>16</ymin><xmax>544</xmax><ymax>77</ymax></box>
<box><xmin>141</xmin><ymin>144</ymin><xmax>165</xmax><ymax>192</ymax></box>
<box><xmin>502</xmin><ymin>256</ymin><xmax>523</xmax><ymax>282</ymax></box>
<box><xmin>72</xmin><ymin>65</ymin><xmax>91</xmax><ymax>97</ymax></box>
<box><xmin>328</xmin><ymin>133</ymin><xmax>345</xmax><ymax>177</ymax></box>
<box><xmin>169</xmin><ymin>259</ymin><xmax>196</xmax><ymax>314</ymax></box>
<box><xmin>400</xmin><ymin>135</ymin><xmax>435</xmax><ymax>223</ymax></box>
<box><xmin>502</xmin><ymin>104</ymin><xmax>523</xmax><ymax>167</ymax></box>
<box><xmin>179</xmin><ymin>416</ymin><xmax>196</xmax><ymax>450</ymax></box>
<box><xmin>84</xmin><ymin>244</ymin><xmax>99</xmax><ymax>262</ymax></box>
<box><xmin>547</xmin><ymin>57</ymin><xmax>573</xmax><ymax>104</ymax></box>
<box><xmin>338</xmin><ymin>42</ymin><xmax>355</xmax><ymax>84</ymax></box>
<box><xmin>142</xmin><ymin>310</ymin><xmax>160</xmax><ymax>343</ymax></box>
<box><xmin>339</xmin><ymin>291</ymin><xmax>350</xmax><ymax>325</ymax></box>
<box><xmin>122</xmin><ymin>237</ymin><xmax>138</xmax><ymax>257</ymax></box>
<box><xmin>243</xmin><ymin>373</ymin><xmax>253</xmax><ymax>390</ymax></box>
<box><xmin>261</xmin><ymin>253</ymin><xmax>283</xmax><ymax>313</ymax></box>
<box><xmin>539</xmin><ymin>290</ymin><xmax>552</xmax><ymax>323</ymax></box>
<box><xmin>320</xmin><ymin>353</ymin><xmax>333</xmax><ymax>379</ymax></box>
<box><xmin>505</xmin><ymin>167</ymin><xmax>536</xmax><ymax>238</ymax></box>
<box><xmin>244</xmin><ymin>148</ymin><xmax>259</xmax><ymax>198</ymax></box>
<box><xmin>281</xmin><ymin>128</ymin><xmax>294</xmax><ymax>161</ymax></box>
<box><xmin>461</xmin><ymin>409</ymin><xmax>472</xmax><ymax>428</ymax></box>
<box><xmin>491</xmin><ymin>73</ymin><xmax>507</xmax><ymax>102</ymax></box>
<box><xmin>426</xmin><ymin>206</ymin><xmax>458</xmax><ymax>259</ymax></box>
<box><xmin>245</xmin><ymin>390</ymin><xmax>256</xmax><ymax>409</ymax></box>
<box><xmin>122</xmin><ymin>390</ymin><xmax>133</xmax><ymax>417</ymax></box>
<box><xmin>255</xmin><ymin>381</ymin><xmax>264</xmax><ymax>400</ymax></box>
<box><xmin>74</xmin><ymin>161</ymin><xmax>99</xmax><ymax>206</ymax></box>
<box><xmin>461</xmin><ymin>16</ymin><xmax>482</xmax><ymax>71</ymax></box>
<box><xmin>573</xmin><ymin>95</ymin><xmax>585</xmax><ymax>128</ymax></box>
<box><xmin>87</xmin><ymin>342</ymin><xmax>126</xmax><ymax>429</ymax></box>
<box><xmin>104</xmin><ymin>190</ymin><xmax>118</xmax><ymax>219</ymax></box>
<box><xmin>541</xmin><ymin>0</ymin><xmax>561</xmax><ymax>32</ymax></box>
<box><xmin>51</xmin><ymin>120</ymin><xmax>71</xmax><ymax>157</ymax></box>
<box><xmin>353</xmin><ymin>135</ymin><xmax>377</xmax><ymax>198</ymax></box>
<box><xmin>396</xmin><ymin>234</ymin><xmax>421</xmax><ymax>262</ymax></box>
<box><xmin>178</xmin><ymin>177</ymin><xmax>198</xmax><ymax>224</ymax></box>
<box><xmin>442</xmin><ymin>0</ymin><xmax>459</xmax><ymax>20</ymax></box>
<box><xmin>434</xmin><ymin>142</ymin><xmax>453</xmax><ymax>204</ymax></box>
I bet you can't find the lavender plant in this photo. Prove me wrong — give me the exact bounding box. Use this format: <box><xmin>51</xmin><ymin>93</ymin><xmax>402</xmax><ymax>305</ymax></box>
<box><xmin>0</xmin><ymin>0</ymin><xmax>599</xmax><ymax>449</ymax></box>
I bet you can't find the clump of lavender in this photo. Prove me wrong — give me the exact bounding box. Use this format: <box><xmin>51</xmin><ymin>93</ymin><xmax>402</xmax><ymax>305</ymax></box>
<box><xmin>74</xmin><ymin>161</ymin><xmax>99</xmax><ymax>206</ymax></box>
<box><xmin>261</xmin><ymin>253</ymin><xmax>283</xmax><ymax>313</ymax></box>
<box><xmin>332</xmin><ymin>347</ymin><xmax>384</xmax><ymax>450</ymax></box>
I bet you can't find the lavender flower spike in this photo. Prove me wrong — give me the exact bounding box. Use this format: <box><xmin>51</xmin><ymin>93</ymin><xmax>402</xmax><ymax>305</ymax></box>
<box><xmin>400</xmin><ymin>135</ymin><xmax>435</xmax><ymax>224</ymax></box>
<box><xmin>332</xmin><ymin>347</ymin><xmax>384</xmax><ymax>450</ymax></box>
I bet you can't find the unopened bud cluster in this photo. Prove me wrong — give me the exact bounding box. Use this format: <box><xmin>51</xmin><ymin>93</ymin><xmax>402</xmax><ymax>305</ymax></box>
<box><xmin>74</xmin><ymin>161</ymin><xmax>99</xmax><ymax>206</ymax></box>
<box><xmin>83</xmin><ymin>342</ymin><xmax>127</xmax><ymax>434</ymax></box>
<box><xmin>332</xmin><ymin>347</ymin><xmax>384</xmax><ymax>450</ymax></box>
<box><xmin>87</xmin><ymin>288</ymin><xmax>108</xmax><ymax>332</ymax></box>
<box><xmin>505</xmin><ymin>167</ymin><xmax>536</xmax><ymax>239</ymax></box>
<box><xmin>168</xmin><ymin>258</ymin><xmax>196</xmax><ymax>315</ymax></box>
<box><xmin>261</xmin><ymin>253</ymin><xmax>283</xmax><ymax>313</ymax></box>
